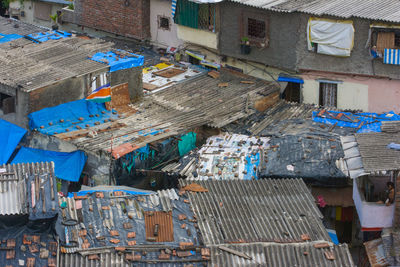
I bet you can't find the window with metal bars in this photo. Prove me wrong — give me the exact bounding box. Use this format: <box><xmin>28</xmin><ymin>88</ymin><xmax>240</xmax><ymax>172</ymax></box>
<box><xmin>247</xmin><ymin>18</ymin><xmax>265</xmax><ymax>39</ymax></box>
<box><xmin>240</xmin><ymin>12</ymin><xmax>269</xmax><ymax>46</ymax></box>
<box><xmin>319</xmin><ymin>82</ymin><xmax>337</xmax><ymax>107</ymax></box>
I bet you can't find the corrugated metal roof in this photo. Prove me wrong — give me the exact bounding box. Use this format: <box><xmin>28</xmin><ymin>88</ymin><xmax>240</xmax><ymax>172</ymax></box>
<box><xmin>230</xmin><ymin>0</ymin><xmax>400</xmax><ymax>23</ymax></box>
<box><xmin>355</xmin><ymin>132</ymin><xmax>400</xmax><ymax>172</ymax></box>
<box><xmin>0</xmin><ymin>162</ymin><xmax>56</xmax><ymax>216</ymax></box>
<box><xmin>179</xmin><ymin>178</ymin><xmax>330</xmax><ymax>246</ymax></box>
<box><xmin>210</xmin><ymin>242</ymin><xmax>354</xmax><ymax>266</ymax></box>
<box><xmin>364</xmin><ymin>238</ymin><xmax>389</xmax><ymax>267</ymax></box>
<box><xmin>144</xmin><ymin>211</ymin><xmax>174</xmax><ymax>242</ymax></box>
<box><xmin>59</xmin><ymin>252</ymin><xmax>130</xmax><ymax>267</ymax></box>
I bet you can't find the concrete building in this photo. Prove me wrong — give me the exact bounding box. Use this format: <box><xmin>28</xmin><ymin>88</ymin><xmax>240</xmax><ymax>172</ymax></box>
<box><xmin>0</xmin><ymin>17</ymin><xmax>143</xmax><ymax>127</ymax></box>
<box><xmin>172</xmin><ymin>0</ymin><xmax>400</xmax><ymax>113</ymax></box>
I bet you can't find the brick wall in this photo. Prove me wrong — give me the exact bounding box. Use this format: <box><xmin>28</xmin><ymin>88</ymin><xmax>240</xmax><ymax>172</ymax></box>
<box><xmin>395</xmin><ymin>172</ymin><xmax>400</xmax><ymax>227</ymax></box>
<box><xmin>75</xmin><ymin>0</ymin><xmax>150</xmax><ymax>40</ymax></box>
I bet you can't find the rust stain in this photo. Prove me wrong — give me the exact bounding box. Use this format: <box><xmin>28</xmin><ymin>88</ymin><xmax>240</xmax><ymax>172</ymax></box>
<box><xmin>144</xmin><ymin>211</ymin><xmax>174</xmax><ymax>242</ymax></box>
<box><xmin>181</xmin><ymin>183</ymin><xmax>208</xmax><ymax>192</ymax></box>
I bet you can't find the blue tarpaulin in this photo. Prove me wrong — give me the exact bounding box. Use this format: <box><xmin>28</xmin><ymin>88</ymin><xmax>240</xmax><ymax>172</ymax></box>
<box><xmin>0</xmin><ymin>119</ymin><xmax>27</xmax><ymax>164</ymax></box>
<box><xmin>312</xmin><ymin>110</ymin><xmax>400</xmax><ymax>133</ymax></box>
<box><xmin>277</xmin><ymin>75</ymin><xmax>304</xmax><ymax>84</ymax></box>
<box><xmin>28</xmin><ymin>99</ymin><xmax>118</xmax><ymax>135</ymax></box>
<box><xmin>90</xmin><ymin>50</ymin><xmax>144</xmax><ymax>72</ymax></box>
<box><xmin>0</xmin><ymin>33</ymin><xmax>23</xmax><ymax>43</ymax></box>
<box><xmin>12</xmin><ymin>147</ymin><xmax>87</xmax><ymax>182</ymax></box>
<box><xmin>25</xmin><ymin>30</ymin><xmax>71</xmax><ymax>43</ymax></box>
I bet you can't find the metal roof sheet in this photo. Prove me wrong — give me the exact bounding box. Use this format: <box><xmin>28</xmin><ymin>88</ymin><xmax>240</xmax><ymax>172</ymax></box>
<box><xmin>210</xmin><ymin>242</ymin><xmax>354</xmax><ymax>266</ymax></box>
<box><xmin>355</xmin><ymin>132</ymin><xmax>400</xmax><ymax>172</ymax></box>
<box><xmin>230</xmin><ymin>0</ymin><xmax>400</xmax><ymax>23</ymax></box>
<box><xmin>0</xmin><ymin>17</ymin><xmax>46</xmax><ymax>36</ymax></box>
<box><xmin>179</xmin><ymin>178</ymin><xmax>330</xmax><ymax>246</ymax></box>
<box><xmin>56</xmin><ymin>69</ymin><xmax>279</xmax><ymax>157</ymax></box>
<box><xmin>0</xmin><ymin>162</ymin><xmax>56</xmax><ymax>216</ymax></box>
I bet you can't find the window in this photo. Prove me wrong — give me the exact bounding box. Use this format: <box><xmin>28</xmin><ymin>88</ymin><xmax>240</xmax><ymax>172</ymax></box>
<box><xmin>158</xmin><ymin>16</ymin><xmax>170</xmax><ymax>31</ymax></box>
<box><xmin>319</xmin><ymin>82</ymin><xmax>337</xmax><ymax>107</ymax></box>
<box><xmin>174</xmin><ymin>0</ymin><xmax>218</xmax><ymax>32</ymax></box>
<box><xmin>91</xmin><ymin>72</ymin><xmax>109</xmax><ymax>92</ymax></box>
<box><xmin>247</xmin><ymin>18</ymin><xmax>265</xmax><ymax>39</ymax></box>
<box><xmin>0</xmin><ymin>92</ymin><xmax>15</xmax><ymax>115</ymax></box>
<box><xmin>241</xmin><ymin>12</ymin><xmax>269</xmax><ymax>46</ymax></box>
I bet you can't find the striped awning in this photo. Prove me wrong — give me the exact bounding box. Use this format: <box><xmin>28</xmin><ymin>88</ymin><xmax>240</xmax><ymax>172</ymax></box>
<box><xmin>384</xmin><ymin>48</ymin><xmax>400</xmax><ymax>65</ymax></box>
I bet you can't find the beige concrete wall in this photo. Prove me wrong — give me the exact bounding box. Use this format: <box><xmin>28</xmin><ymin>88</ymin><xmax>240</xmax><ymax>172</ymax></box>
<box><xmin>177</xmin><ymin>25</ymin><xmax>218</xmax><ymax>50</ymax></box>
<box><xmin>10</xmin><ymin>1</ymin><xmax>65</xmax><ymax>29</ymax></box>
<box><xmin>302</xmin><ymin>79</ymin><xmax>319</xmax><ymax>105</ymax></box>
<box><xmin>150</xmin><ymin>0</ymin><xmax>183</xmax><ymax>48</ymax></box>
<box><xmin>337</xmin><ymin>81</ymin><xmax>368</xmax><ymax>111</ymax></box>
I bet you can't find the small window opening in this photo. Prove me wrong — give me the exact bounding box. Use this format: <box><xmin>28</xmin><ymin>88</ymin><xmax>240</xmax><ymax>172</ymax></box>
<box><xmin>158</xmin><ymin>16</ymin><xmax>170</xmax><ymax>31</ymax></box>
<box><xmin>247</xmin><ymin>18</ymin><xmax>265</xmax><ymax>39</ymax></box>
<box><xmin>0</xmin><ymin>92</ymin><xmax>15</xmax><ymax>114</ymax></box>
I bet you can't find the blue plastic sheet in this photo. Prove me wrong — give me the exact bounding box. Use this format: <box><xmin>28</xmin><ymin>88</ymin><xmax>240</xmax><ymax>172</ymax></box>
<box><xmin>28</xmin><ymin>99</ymin><xmax>118</xmax><ymax>135</ymax></box>
<box><xmin>90</xmin><ymin>50</ymin><xmax>144</xmax><ymax>72</ymax></box>
<box><xmin>68</xmin><ymin>189</ymin><xmax>151</xmax><ymax>197</ymax></box>
<box><xmin>327</xmin><ymin>229</ymin><xmax>339</xmax><ymax>245</ymax></box>
<box><xmin>312</xmin><ymin>110</ymin><xmax>400</xmax><ymax>133</ymax></box>
<box><xmin>0</xmin><ymin>119</ymin><xmax>27</xmax><ymax>164</ymax></box>
<box><xmin>277</xmin><ymin>75</ymin><xmax>304</xmax><ymax>84</ymax></box>
<box><xmin>0</xmin><ymin>33</ymin><xmax>22</xmax><ymax>43</ymax></box>
<box><xmin>388</xmin><ymin>143</ymin><xmax>400</xmax><ymax>150</ymax></box>
<box><xmin>25</xmin><ymin>30</ymin><xmax>71</xmax><ymax>43</ymax></box>
<box><xmin>12</xmin><ymin>147</ymin><xmax>87</xmax><ymax>182</ymax></box>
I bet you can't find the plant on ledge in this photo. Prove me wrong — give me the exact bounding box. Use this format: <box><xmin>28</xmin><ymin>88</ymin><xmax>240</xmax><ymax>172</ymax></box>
<box><xmin>240</xmin><ymin>37</ymin><xmax>251</xmax><ymax>55</ymax></box>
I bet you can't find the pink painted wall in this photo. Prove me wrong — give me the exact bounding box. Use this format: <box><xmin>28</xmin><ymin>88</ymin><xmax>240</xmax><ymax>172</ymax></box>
<box><xmin>366</xmin><ymin>78</ymin><xmax>400</xmax><ymax>113</ymax></box>
<box><xmin>301</xmin><ymin>71</ymin><xmax>400</xmax><ymax>113</ymax></box>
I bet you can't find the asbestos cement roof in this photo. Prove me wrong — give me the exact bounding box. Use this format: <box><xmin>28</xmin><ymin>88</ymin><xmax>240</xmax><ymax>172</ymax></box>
<box><xmin>0</xmin><ymin>16</ymin><xmax>45</xmax><ymax>36</ymax></box>
<box><xmin>0</xmin><ymin>162</ymin><xmax>57</xmax><ymax>216</ymax></box>
<box><xmin>179</xmin><ymin>178</ymin><xmax>330</xmax><ymax>246</ymax></box>
<box><xmin>230</xmin><ymin>0</ymin><xmax>400</xmax><ymax>23</ymax></box>
<box><xmin>355</xmin><ymin>132</ymin><xmax>400</xmax><ymax>172</ymax></box>
<box><xmin>210</xmin><ymin>242</ymin><xmax>354</xmax><ymax>267</ymax></box>
<box><xmin>0</xmin><ymin>35</ymin><xmax>112</xmax><ymax>92</ymax></box>
<box><xmin>56</xmin><ymin>69</ymin><xmax>279</xmax><ymax>158</ymax></box>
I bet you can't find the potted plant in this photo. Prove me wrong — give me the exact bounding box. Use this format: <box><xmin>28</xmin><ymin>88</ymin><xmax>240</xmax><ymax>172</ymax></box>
<box><xmin>240</xmin><ymin>37</ymin><xmax>251</xmax><ymax>55</ymax></box>
<box><xmin>50</xmin><ymin>12</ymin><xmax>62</xmax><ymax>30</ymax></box>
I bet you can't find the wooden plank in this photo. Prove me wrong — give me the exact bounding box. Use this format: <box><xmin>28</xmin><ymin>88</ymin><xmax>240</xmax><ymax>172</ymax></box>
<box><xmin>153</xmin><ymin>68</ymin><xmax>185</xmax><ymax>78</ymax></box>
<box><xmin>143</xmin><ymin>82</ymin><xmax>158</xmax><ymax>91</ymax></box>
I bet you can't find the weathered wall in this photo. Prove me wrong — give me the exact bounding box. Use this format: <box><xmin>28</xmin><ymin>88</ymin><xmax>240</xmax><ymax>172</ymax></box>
<box><xmin>177</xmin><ymin>25</ymin><xmax>218</xmax><ymax>50</ymax></box>
<box><xmin>63</xmin><ymin>0</ymin><xmax>150</xmax><ymax>40</ymax></box>
<box><xmin>28</xmin><ymin>75</ymin><xmax>88</xmax><ymax>113</ymax></box>
<box><xmin>150</xmin><ymin>0</ymin><xmax>183</xmax><ymax>48</ymax></box>
<box><xmin>219</xmin><ymin>2</ymin><xmax>300</xmax><ymax>71</ymax></box>
<box><xmin>296</xmin><ymin>16</ymin><xmax>400</xmax><ymax>79</ymax></box>
<box><xmin>0</xmin><ymin>84</ymin><xmax>29</xmax><ymax>127</ymax></box>
<box><xmin>111</xmin><ymin>67</ymin><xmax>143</xmax><ymax>102</ymax></box>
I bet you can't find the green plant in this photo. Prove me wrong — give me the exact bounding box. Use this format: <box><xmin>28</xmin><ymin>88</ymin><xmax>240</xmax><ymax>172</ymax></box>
<box><xmin>241</xmin><ymin>36</ymin><xmax>249</xmax><ymax>43</ymax></box>
<box><xmin>67</xmin><ymin>3</ymin><xmax>74</xmax><ymax>10</ymax></box>
<box><xmin>50</xmin><ymin>13</ymin><xmax>58</xmax><ymax>23</ymax></box>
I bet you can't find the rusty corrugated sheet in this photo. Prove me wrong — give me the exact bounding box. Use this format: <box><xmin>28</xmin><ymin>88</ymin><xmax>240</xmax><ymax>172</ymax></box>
<box><xmin>144</xmin><ymin>211</ymin><xmax>174</xmax><ymax>242</ymax></box>
<box><xmin>364</xmin><ymin>238</ymin><xmax>389</xmax><ymax>267</ymax></box>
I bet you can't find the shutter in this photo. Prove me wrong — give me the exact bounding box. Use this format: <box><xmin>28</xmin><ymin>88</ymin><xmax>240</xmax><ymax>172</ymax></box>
<box><xmin>175</xmin><ymin>0</ymin><xmax>199</xmax><ymax>29</ymax></box>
